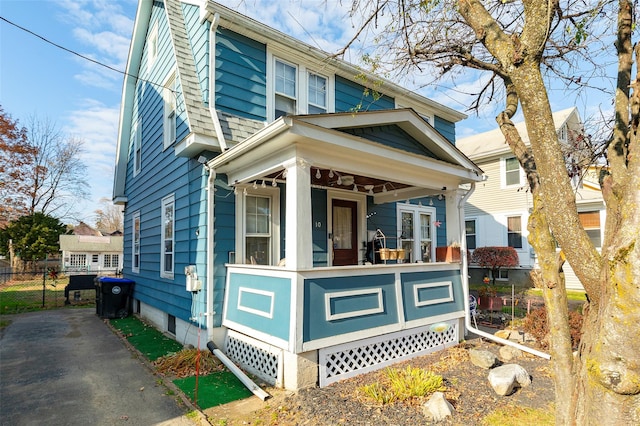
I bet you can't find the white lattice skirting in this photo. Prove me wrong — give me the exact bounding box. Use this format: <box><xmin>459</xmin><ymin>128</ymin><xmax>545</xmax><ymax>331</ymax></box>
<box><xmin>225</xmin><ymin>330</ymin><xmax>283</xmax><ymax>387</ymax></box>
<box><xmin>318</xmin><ymin>321</ymin><xmax>459</xmax><ymax>387</ymax></box>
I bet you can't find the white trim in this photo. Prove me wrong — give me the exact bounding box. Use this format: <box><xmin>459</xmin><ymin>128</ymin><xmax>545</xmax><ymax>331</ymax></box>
<box><xmin>222</xmin><ymin>318</ymin><xmax>290</xmax><ymax>350</ymax></box>
<box><xmin>163</xmin><ymin>70</ymin><xmax>177</xmax><ymax>150</ymax></box>
<box><xmin>324</xmin><ymin>288</ymin><xmax>384</xmax><ymax>321</ymax></box>
<box><xmin>237</xmin><ymin>287</ymin><xmax>275</xmax><ymax>319</ymax></box>
<box><xmin>147</xmin><ymin>21</ymin><xmax>158</xmax><ymax>74</ymax></box>
<box><xmin>160</xmin><ymin>194</ymin><xmax>175</xmax><ymax>279</ymax></box>
<box><xmin>397</xmin><ymin>202</ymin><xmax>437</xmax><ymax>263</ymax></box>
<box><xmin>501</xmin><ymin>155</ymin><xmax>524</xmax><ymax>189</ymax></box>
<box><xmin>413</xmin><ymin>281</ymin><xmax>453</xmax><ymax>307</ymax></box>
<box><xmin>133</xmin><ymin>121</ymin><xmax>141</xmax><ymax>177</ymax></box>
<box><xmin>234</xmin><ymin>185</ymin><xmax>281</xmax><ymax>265</ymax></box>
<box><xmin>132</xmin><ymin>211</ymin><xmax>140</xmax><ymax>273</ymax></box>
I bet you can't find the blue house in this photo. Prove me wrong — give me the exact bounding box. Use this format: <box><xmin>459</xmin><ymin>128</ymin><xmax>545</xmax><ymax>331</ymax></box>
<box><xmin>114</xmin><ymin>0</ymin><xmax>484</xmax><ymax>390</ymax></box>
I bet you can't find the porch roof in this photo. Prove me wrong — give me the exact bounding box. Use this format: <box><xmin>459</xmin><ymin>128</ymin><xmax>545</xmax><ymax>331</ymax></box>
<box><xmin>208</xmin><ymin>109</ymin><xmax>484</xmax><ymax>202</ymax></box>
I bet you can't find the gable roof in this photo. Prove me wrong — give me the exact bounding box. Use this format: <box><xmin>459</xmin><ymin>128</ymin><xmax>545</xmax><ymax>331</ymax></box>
<box><xmin>209</xmin><ymin>108</ymin><xmax>484</xmax><ymax>203</ymax></box>
<box><xmin>456</xmin><ymin>107</ymin><xmax>579</xmax><ymax>161</ymax></box>
<box><xmin>113</xmin><ymin>0</ymin><xmax>469</xmax><ymax>203</ymax></box>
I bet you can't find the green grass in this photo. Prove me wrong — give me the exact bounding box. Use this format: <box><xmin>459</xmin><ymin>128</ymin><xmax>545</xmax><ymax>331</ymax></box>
<box><xmin>526</xmin><ymin>288</ymin><xmax>586</xmax><ymax>302</ymax></box>
<box><xmin>109</xmin><ymin>315</ymin><xmax>252</xmax><ymax>410</ymax></box>
<box><xmin>483</xmin><ymin>405</ymin><xmax>555</xmax><ymax>425</ymax></box>
<box><xmin>110</xmin><ymin>316</ymin><xmax>183</xmax><ymax>361</ymax></box>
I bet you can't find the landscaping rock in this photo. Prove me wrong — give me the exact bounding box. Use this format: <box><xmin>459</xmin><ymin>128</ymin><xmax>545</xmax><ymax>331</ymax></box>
<box><xmin>469</xmin><ymin>349</ymin><xmax>497</xmax><ymax>369</ymax></box>
<box><xmin>494</xmin><ymin>329</ymin><xmax>511</xmax><ymax>340</ymax></box>
<box><xmin>423</xmin><ymin>391</ymin><xmax>455</xmax><ymax>422</ymax></box>
<box><xmin>499</xmin><ymin>345</ymin><xmax>523</xmax><ymax>361</ymax></box>
<box><xmin>488</xmin><ymin>364</ymin><xmax>532</xmax><ymax>396</ymax></box>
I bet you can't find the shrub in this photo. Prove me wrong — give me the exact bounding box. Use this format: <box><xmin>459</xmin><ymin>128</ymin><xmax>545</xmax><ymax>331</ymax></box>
<box><xmin>359</xmin><ymin>366</ymin><xmax>445</xmax><ymax>404</ymax></box>
<box><xmin>522</xmin><ymin>306</ymin><xmax>583</xmax><ymax>349</ymax></box>
<box><xmin>471</xmin><ymin>247</ymin><xmax>519</xmax><ymax>285</ymax></box>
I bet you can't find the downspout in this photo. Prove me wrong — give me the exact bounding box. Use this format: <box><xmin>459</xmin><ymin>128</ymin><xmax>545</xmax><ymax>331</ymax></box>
<box><xmin>459</xmin><ymin>182</ymin><xmax>550</xmax><ymax>359</ymax></box>
<box><xmin>205</xmin><ymin>166</ymin><xmax>216</xmax><ymax>341</ymax></box>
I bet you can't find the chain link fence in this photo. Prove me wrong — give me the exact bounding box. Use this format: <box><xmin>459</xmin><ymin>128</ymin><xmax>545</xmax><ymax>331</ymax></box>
<box><xmin>0</xmin><ymin>266</ymin><xmax>115</xmax><ymax>314</ymax></box>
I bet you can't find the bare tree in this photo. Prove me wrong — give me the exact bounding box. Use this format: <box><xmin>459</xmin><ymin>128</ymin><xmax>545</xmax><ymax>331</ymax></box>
<box><xmin>0</xmin><ymin>105</ymin><xmax>35</xmax><ymax>222</ymax></box>
<box><xmin>346</xmin><ymin>1</ymin><xmax>638</xmax><ymax>423</ymax></box>
<box><xmin>94</xmin><ymin>197</ymin><xmax>123</xmax><ymax>234</ymax></box>
<box><xmin>23</xmin><ymin>114</ymin><xmax>89</xmax><ymax>219</ymax></box>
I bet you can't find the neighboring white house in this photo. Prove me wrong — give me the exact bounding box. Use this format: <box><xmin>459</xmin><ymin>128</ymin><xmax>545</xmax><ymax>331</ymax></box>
<box><xmin>59</xmin><ymin>222</ymin><xmax>123</xmax><ymax>275</ymax></box>
<box><xmin>456</xmin><ymin>108</ymin><xmax>604</xmax><ymax>291</ymax></box>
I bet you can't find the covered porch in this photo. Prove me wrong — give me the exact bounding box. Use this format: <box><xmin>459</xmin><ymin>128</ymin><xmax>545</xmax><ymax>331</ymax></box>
<box><xmin>207</xmin><ymin>108</ymin><xmax>484</xmax><ymax>389</ymax></box>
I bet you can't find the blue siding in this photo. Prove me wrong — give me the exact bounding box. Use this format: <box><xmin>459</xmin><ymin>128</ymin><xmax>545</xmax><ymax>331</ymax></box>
<box><xmin>303</xmin><ymin>274</ymin><xmax>398</xmax><ymax>341</ymax></box>
<box><xmin>182</xmin><ymin>3</ymin><xmax>210</xmax><ymax>104</ymax></box>
<box><xmin>121</xmin><ymin>2</ymin><xmax>208</xmax><ymax>327</ymax></box>
<box><xmin>215</xmin><ymin>28</ymin><xmax>266</xmax><ymax>120</ymax></box>
<box><xmin>400</xmin><ymin>270</ymin><xmax>463</xmax><ymax>321</ymax></box>
<box><xmin>335</xmin><ymin>75</ymin><xmax>395</xmax><ymax>112</ymax></box>
<box><xmin>434</xmin><ymin>115</ymin><xmax>455</xmax><ymax>144</ymax></box>
<box><xmin>312</xmin><ymin>189</ymin><xmax>328</xmax><ymax>266</ymax></box>
<box><xmin>212</xmin><ymin>174</ymin><xmax>236</xmax><ymax>327</ymax></box>
<box><xmin>226</xmin><ymin>273</ymin><xmax>292</xmax><ymax>341</ymax></box>
<box><xmin>340</xmin><ymin>125</ymin><xmax>436</xmax><ymax>158</ymax></box>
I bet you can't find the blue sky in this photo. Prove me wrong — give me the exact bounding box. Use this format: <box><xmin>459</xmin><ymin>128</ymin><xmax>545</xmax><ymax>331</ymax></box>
<box><xmin>0</xmin><ymin>0</ymin><xmax>611</xmax><ymax>225</ymax></box>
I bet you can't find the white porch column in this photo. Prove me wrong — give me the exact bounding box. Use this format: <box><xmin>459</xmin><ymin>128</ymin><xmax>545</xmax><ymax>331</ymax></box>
<box><xmin>284</xmin><ymin>159</ymin><xmax>313</xmax><ymax>269</ymax></box>
<box><xmin>445</xmin><ymin>189</ymin><xmax>464</xmax><ymax>245</ymax></box>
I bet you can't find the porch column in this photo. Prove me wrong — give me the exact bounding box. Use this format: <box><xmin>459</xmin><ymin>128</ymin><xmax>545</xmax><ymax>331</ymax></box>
<box><xmin>445</xmin><ymin>189</ymin><xmax>463</xmax><ymax>245</ymax></box>
<box><xmin>284</xmin><ymin>159</ymin><xmax>313</xmax><ymax>269</ymax></box>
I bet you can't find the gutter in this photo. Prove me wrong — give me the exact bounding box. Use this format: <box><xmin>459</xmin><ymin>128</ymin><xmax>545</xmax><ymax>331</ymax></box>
<box><xmin>205</xmin><ymin>166</ymin><xmax>215</xmax><ymax>341</ymax></box>
<box><xmin>458</xmin><ymin>183</ymin><xmax>550</xmax><ymax>360</ymax></box>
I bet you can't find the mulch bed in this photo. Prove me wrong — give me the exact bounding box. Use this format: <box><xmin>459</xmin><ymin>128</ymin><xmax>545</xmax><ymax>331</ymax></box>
<box><xmin>270</xmin><ymin>338</ymin><xmax>554</xmax><ymax>425</ymax></box>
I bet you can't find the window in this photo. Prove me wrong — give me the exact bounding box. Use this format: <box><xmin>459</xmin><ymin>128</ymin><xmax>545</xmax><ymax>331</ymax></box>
<box><xmin>132</xmin><ymin>211</ymin><xmax>140</xmax><ymax>273</ymax></box>
<box><xmin>504</xmin><ymin>157</ymin><xmax>520</xmax><ymax>186</ymax></box>
<box><xmin>308</xmin><ymin>73</ymin><xmax>327</xmax><ymax>113</ymax></box>
<box><xmin>398</xmin><ymin>203</ymin><xmax>436</xmax><ymax>263</ymax></box>
<box><xmin>92</xmin><ymin>254</ymin><xmax>99</xmax><ymax>263</ymax></box>
<box><xmin>161</xmin><ymin>195</ymin><xmax>175</xmax><ymax>278</ymax></box>
<box><xmin>269</xmin><ymin>55</ymin><xmax>333</xmax><ymax>120</ymax></box>
<box><xmin>133</xmin><ymin>122</ymin><xmax>141</xmax><ymax>176</ymax></box>
<box><xmin>275</xmin><ymin>59</ymin><xmax>296</xmax><ymax>119</ymax></box>
<box><xmin>465</xmin><ymin>219</ymin><xmax>477</xmax><ymax>250</ymax></box>
<box><xmin>104</xmin><ymin>254</ymin><xmax>119</xmax><ymax>268</ymax></box>
<box><xmin>579</xmin><ymin>211</ymin><xmax>601</xmax><ymax>248</ymax></box>
<box><xmin>163</xmin><ymin>72</ymin><xmax>176</xmax><ymax>149</ymax></box>
<box><xmin>148</xmin><ymin>22</ymin><xmax>158</xmax><ymax>72</ymax></box>
<box><xmin>70</xmin><ymin>254</ymin><xmax>87</xmax><ymax>268</ymax></box>
<box><xmin>507</xmin><ymin>216</ymin><xmax>523</xmax><ymax>249</ymax></box>
<box><xmin>236</xmin><ymin>186</ymin><xmax>280</xmax><ymax>265</ymax></box>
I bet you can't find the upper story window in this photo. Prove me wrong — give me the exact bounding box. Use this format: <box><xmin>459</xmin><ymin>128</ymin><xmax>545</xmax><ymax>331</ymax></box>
<box><xmin>132</xmin><ymin>211</ymin><xmax>140</xmax><ymax>273</ymax></box>
<box><xmin>269</xmin><ymin>54</ymin><xmax>333</xmax><ymax>121</ymax></box>
<box><xmin>148</xmin><ymin>22</ymin><xmax>158</xmax><ymax>73</ymax></box>
<box><xmin>308</xmin><ymin>72</ymin><xmax>327</xmax><ymax>113</ymax></box>
<box><xmin>275</xmin><ymin>59</ymin><xmax>297</xmax><ymax>119</ymax></box>
<box><xmin>161</xmin><ymin>195</ymin><xmax>175</xmax><ymax>278</ymax></box>
<box><xmin>504</xmin><ymin>156</ymin><xmax>521</xmax><ymax>187</ymax></box>
<box><xmin>507</xmin><ymin>216</ymin><xmax>523</xmax><ymax>249</ymax></box>
<box><xmin>465</xmin><ymin>219</ymin><xmax>477</xmax><ymax>250</ymax></box>
<box><xmin>579</xmin><ymin>211</ymin><xmax>601</xmax><ymax>248</ymax></box>
<box><xmin>133</xmin><ymin>121</ymin><xmax>141</xmax><ymax>176</ymax></box>
<box><xmin>163</xmin><ymin>72</ymin><xmax>177</xmax><ymax>149</ymax></box>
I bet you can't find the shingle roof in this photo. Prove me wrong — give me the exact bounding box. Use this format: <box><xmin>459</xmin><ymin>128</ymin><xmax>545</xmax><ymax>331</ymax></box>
<box><xmin>217</xmin><ymin>110</ymin><xmax>265</xmax><ymax>147</ymax></box>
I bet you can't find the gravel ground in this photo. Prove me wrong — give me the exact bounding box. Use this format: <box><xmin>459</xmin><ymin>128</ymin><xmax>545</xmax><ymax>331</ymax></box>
<box><xmin>205</xmin><ymin>337</ymin><xmax>555</xmax><ymax>425</ymax></box>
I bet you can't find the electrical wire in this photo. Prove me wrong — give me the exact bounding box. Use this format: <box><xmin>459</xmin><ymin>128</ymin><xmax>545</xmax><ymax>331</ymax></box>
<box><xmin>0</xmin><ymin>15</ymin><xmax>171</xmax><ymax>92</ymax></box>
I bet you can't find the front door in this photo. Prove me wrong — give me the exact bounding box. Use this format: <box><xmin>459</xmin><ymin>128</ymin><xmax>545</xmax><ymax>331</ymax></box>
<box><xmin>332</xmin><ymin>199</ymin><xmax>358</xmax><ymax>266</ymax></box>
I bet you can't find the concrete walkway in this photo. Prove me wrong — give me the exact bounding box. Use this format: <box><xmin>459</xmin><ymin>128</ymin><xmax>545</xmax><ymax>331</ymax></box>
<box><xmin>0</xmin><ymin>308</ymin><xmax>198</xmax><ymax>426</ymax></box>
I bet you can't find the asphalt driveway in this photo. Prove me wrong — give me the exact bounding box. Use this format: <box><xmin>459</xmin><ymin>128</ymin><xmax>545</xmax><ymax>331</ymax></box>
<box><xmin>0</xmin><ymin>308</ymin><xmax>198</xmax><ymax>426</ymax></box>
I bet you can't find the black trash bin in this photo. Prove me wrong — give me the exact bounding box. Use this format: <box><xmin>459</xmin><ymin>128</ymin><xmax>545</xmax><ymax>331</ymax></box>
<box><xmin>95</xmin><ymin>277</ymin><xmax>135</xmax><ymax>319</ymax></box>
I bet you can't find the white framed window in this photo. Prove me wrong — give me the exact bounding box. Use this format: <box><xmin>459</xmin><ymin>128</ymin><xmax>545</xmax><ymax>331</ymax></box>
<box><xmin>579</xmin><ymin>210</ymin><xmax>601</xmax><ymax>248</ymax></box>
<box><xmin>161</xmin><ymin>194</ymin><xmax>175</xmax><ymax>278</ymax></box>
<box><xmin>268</xmin><ymin>53</ymin><xmax>334</xmax><ymax>121</ymax></box>
<box><xmin>397</xmin><ymin>203</ymin><xmax>437</xmax><ymax>263</ymax></box>
<box><xmin>503</xmin><ymin>156</ymin><xmax>521</xmax><ymax>187</ymax></box>
<box><xmin>91</xmin><ymin>254</ymin><xmax>99</xmax><ymax>263</ymax></box>
<box><xmin>308</xmin><ymin>72</ymin><xmax>327</xmax><ymax>114</ymax></box>
<box><xmin>132</xmin><ymin>211</ymin><xmax>140</xmax><ymax>273</ymax></box>
<box><xmin>163</xmin><ymin>71</ymin><xmax>177</xmax><ymax>149</ymax></box>
<box><xmin>70</xmin><ymin>254</ymin><xmax>87</xmax><ymax>268</ymax></box>
<box><xmin>235</xmin><ymin>185</ymin><xmax>280</xmax><ymax>265</ymax></box>
<box><xmin>507</xmin><ymin>216</ymin><xmax>523</xmax><ymax>249</ymax></box>
<box><xmin>147</xmin><ymin>22</ymin><xmax>158</xmax><ymax>73</ymax></box>
<box><xmin>133</xmin><ymin>121</ymin><xmax>141</xmax><ymax>176</ymax></box>
<box><xmin>104</xmin><ymin>254</ymin><xmax>119</xmax><ymax>268</ymax></box>
<box><xmin>465</xmin><ymin>219</ymin><xmax>477</xmax><ymax>250</ymax></box>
